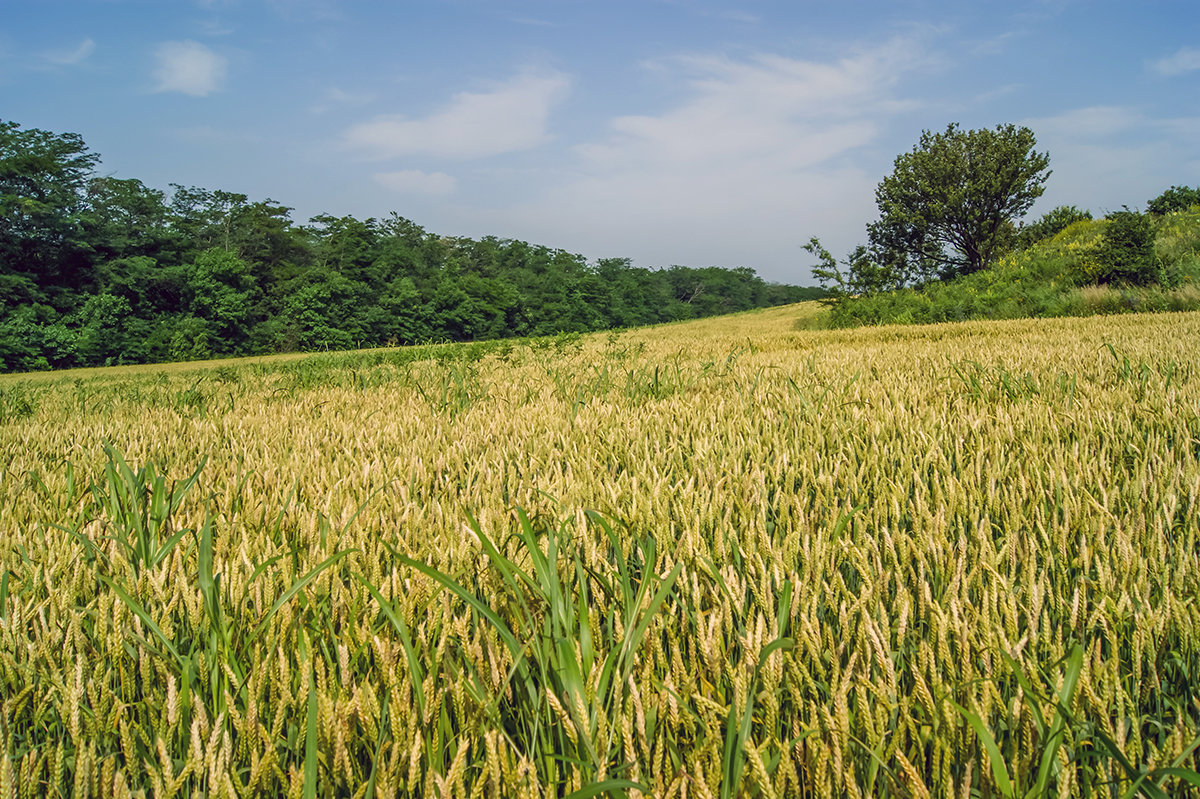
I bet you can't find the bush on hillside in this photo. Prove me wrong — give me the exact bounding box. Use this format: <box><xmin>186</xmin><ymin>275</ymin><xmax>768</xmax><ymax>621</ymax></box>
<box><xmin>1014</xmin><ymin>205</ymin><xmax>1093</xmax><ymax>250</ymax></box>
<box><xmin>1097</xmin><ymin>208</ymin><xmax>1161</xmax><ymax>286</ymax></box>
<box><xmin>820</xmin><ymin>209</ymin><xmax>1200</xmax><ymax>327</ymax></box>
<box><xmin>1147</xmin><ymin>185</ymin><xmax>1200</xmax><ymax>215</ymax></box>
<box><xmin>1154</xmin><ymin>206</ymin><xmax>1200</xmax><ymax>277</ymax></box>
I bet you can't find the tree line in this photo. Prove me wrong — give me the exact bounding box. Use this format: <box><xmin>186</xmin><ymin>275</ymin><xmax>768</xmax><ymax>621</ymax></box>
<box><xmin>0</xmin><ymin>119</ymin><xmax>821</xmax><ymax>372</ymax></box>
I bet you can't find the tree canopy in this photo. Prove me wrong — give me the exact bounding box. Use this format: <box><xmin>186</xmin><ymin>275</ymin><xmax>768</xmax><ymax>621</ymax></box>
<box><xmin>1147</xmin><ymin>185</ymin><xmax>1200</xmax><ymax>216</ymax></box>
<box><xmin>869</xmin><ymin>123</ymin><xmax>1051</xmax><ymax>282</ymax></box>
<box><xmin>0</xmin><ymin>120</ymin><xmax>100</xmax><ymax>308</ymax></box>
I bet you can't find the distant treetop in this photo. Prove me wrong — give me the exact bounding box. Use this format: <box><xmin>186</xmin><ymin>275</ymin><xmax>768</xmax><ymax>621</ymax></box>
<box><xmin>1147</xmin><ymin>185</ymin><xmax>1200</xmax><ymax>216</ymax></box>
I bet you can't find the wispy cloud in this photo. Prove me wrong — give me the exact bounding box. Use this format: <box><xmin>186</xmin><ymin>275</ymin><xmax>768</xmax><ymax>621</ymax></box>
<box><xmin>1025</xmin><ymin>105</ymin><xmax>1140</xmax><ymax>139</ymax></box>
<box><xmin>42</xmin><ymin>38</ymin><xmax>95</xmax><ymax>66</ymax></box>
<box><xmin>968</xmin><ymin>30</ymin><xmax>1024</xmax><ymax>57</ymax></box>
<box><xmin>1023</xmin><ymin>105</ymin><xmax>1200</xmax><ymax>212</ymax></box>
<box><xmin>1152</xmin><ymin>46</ymin><xmax>1200</xmax><ymax>76</ymax></box>
<box><xmin>374</xmin><ymin>169</ymin><xmax>457</xmax><ymax>195</ymax></box>
<box><xmin>483</xmin><ymin>39</ymin><xmax>925</xmax><ymax>270</ymax></box>
<box><xmin>196</xmin><ymin>18</ymin><xmax>236</xmax><ymax>37</ymax></box>
<box><xmin>170</xmin><ymin>124</ymin><xmax>261</xmax><ymax>144</ymax></box>
<box><xmin>265</xmin><ymin>0</ymin><xmax>344</xmax><ymax>22</ymax></box>
<box><xmin>578</xmin><ymin>44</ymin><xmax>918</xmax><ymax>172</ymax></box>
<box><xmin>309</xmin><ymin>86</ymin><xmax>375</xmax><ymax>115</ymax></box>
<box><xmin>152</xmin><ymin>40</ymin><xmax>227</xmax><ymax>96</ymax></box>
<box><xmin>343</xmin><ymin>70</ymin><xmax>570</xmax><ymax>160</ymax></box>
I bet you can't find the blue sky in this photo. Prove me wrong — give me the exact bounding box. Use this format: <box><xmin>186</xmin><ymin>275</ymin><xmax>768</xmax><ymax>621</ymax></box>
<box><xmin>3</xmin><ymin>0</ymin><xmax>1197</xmax><ymax>283</ymax></box>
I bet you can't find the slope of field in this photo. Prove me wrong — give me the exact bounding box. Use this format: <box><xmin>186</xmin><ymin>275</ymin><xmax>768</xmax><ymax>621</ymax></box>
<box><xmin>1</xmin><ymin>303</ymin><xmax>1198</xmax><ymax>797</ymax></box>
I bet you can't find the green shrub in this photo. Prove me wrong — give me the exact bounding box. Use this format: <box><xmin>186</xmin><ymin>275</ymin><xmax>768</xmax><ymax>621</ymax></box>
<box><xmin>1154</xmin><ymin>207</ymin><xmax>1200</xmax><ymax>280</ymax></box>
<box><xmin>1097</xmin><ymin>208</ymin><xmax>1161</xmax><ymax>286</ymax></box>
<box><xmin>1015</xmin><ymin>205</ymin><xmax>1093</xmax><ymax>249</ymax></box>
<box><xmin>1147</xmin><ymin>185</ymin><xmax>1200</xmax><ymax>215</ymax></box>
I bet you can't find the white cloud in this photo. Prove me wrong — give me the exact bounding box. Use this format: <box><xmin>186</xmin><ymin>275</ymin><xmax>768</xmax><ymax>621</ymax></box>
<box><xmin>576</xmin><ymin>48</ymin><xmax>914</xmax><ymax>172</ymax></box>
<box><xmin>1026</xmin><ymin>105</ymin><xmax>1139</xmax><ymax>140</ymax></box>
<box><xmin>152</xmin><ymin>40</ymin><xmax>227</xmax><ymax>96</ymax></box>
<box><xmin>1152</xmin><ymin>47</ymin><xmax>1200</xmax><ymax>76</ymax></box>
<box><xmin>343</xmin><ymin>70</ymin><xmax>570</xmax><ymax>159</ymax></box>
<box><xmin>43</xmin><ymin>38</ymin><xmax>95</xmax><ymax>66</ymax></box>
<box><xmin>309</xmin><ymin>86</ymin><xmax>375</xmax><ymax>115</ymax></box>
<box><xmin>374</xmin><ymin>169</ymin><xmax>457</xmax><ymax>195</ymax></box>
<box><xmin>1023</xmin><ymin>106</ymin><xmax>1200</xmax><ymax>214</ymax></box>
<box><xmin>477</xmin><ymin>42</ymin><xmax>922</xmax><ymax>279</ymax></box>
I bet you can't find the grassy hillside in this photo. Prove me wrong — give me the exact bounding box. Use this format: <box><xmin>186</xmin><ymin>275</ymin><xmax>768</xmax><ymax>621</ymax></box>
<box><xmin>826</xmin><ymin>207</ymin><xmax>1200</xmax><ymax>326</ymax></box>
<box><xmin>1</xmin><ymin>304</ymin><xmax>1198</xmax><ymax>796</ymax></box>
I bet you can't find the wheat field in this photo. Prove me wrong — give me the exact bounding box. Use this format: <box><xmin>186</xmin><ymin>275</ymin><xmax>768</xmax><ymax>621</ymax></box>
<box><xmin>1</xmin><ymin>303</ymin><xmax>1198</xmax><ymax>797</ymax></box>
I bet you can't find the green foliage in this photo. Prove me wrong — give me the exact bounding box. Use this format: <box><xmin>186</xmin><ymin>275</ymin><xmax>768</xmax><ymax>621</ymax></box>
<box><xmin>0</xmin><ymin>382</ymin><xmax>37</xmax><ymax>423</ymax></box>
<box><xmin>168</xmin><ymin>315</ymin><xmax>213</xmax><ymax>362</ymax></box>
<box><xmin>1147</xmin><ymin>185</ymin><xmax>1200</xmax><ymax>215</ymax></box>
<box><xmin>71</xmin><ymin>291</ymin><xmax>134</xmax><ymax>366</ymax></box>
<box><xmin>823</xmin><ymin>210</ymin><xmax>1200</xmax><ymax>327</ymax></box>
<box><xmin>1014</xmin><ymin>205</ymin><xmax>1093</xmax><ymax>250</ymax></box>
<box><xmin>1154</xmin><ymin>205</ymin><xmax>1200</xmax><ymax>274</ymax></box>
<box><xmin>869</xmin><ymin>122</ymin><xmax>1051</xmax><ymax>280</ymax></box>
<box><xmin>383</xmin><ymin>508</ymin><xmax>679</xmax><ymax>794</ymax></box>
<box><xmin>804</xmin><ymin>238</ymin><xmax>901</xmax><ymax>299</ymax></box>
<box><xmin>1098</xmin><ymin>208</ymin><xmax>1161</xmax><ymax>286</ymax></box>
<box><xmin>0</xmin><ymin>119</ymin><xmax>100</xmax><ymax>310</ymax></box>
<box><xmin>83</xmin><ymin>177</ymin><xmax>175</xmax><ymax>263</ymax></box>
<box><xmin>0</xmin><ymin>118</ymin><xmax>822</xmax><ymax>373</ymax></box>
<box><xmin>184</xmin><ymin>248</ymin><xmax>260</xmax><ymax>354</ymax></box>
<box><xmin>87</xmin><ymin>444</ymin><xmax>206</xmax><ymax>576</ymax></box>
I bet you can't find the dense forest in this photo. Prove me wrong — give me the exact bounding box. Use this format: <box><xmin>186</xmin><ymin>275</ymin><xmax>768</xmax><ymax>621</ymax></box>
<box><xmin>0</xmin><ymin>119</ymin><xmax>822</xmax><ymax>372</ymax></box>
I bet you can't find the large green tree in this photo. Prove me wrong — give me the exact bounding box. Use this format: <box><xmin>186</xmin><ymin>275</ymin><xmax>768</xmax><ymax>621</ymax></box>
<box><xmin>184</xmin><ymin>248</ymin><xmax>260</xmax><ymax>354</ymax></box>
<box><xmin>0</xmin><ymin>119</ymin><xmax>100</xmax><ymax>309</ymax></box>
<box><xmin>869</xmin><ymin>123</ymin><xmax>1051</xmax><ymax>281</ymax></box>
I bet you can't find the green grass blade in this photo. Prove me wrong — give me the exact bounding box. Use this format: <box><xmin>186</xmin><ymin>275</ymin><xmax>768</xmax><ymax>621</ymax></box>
<box><xmin>950</xmin><ymin>699</ymin><xmax>1014</xmax><ymax>799</ymax></box>
<box><xmin>615</xmin><ymin>562</ymin><xmax>682</xmax><ymax>686</ymax></box>
<box><xmin>391</xmin><ymin>551</ymin><xmax>526</xmax><ymax>671</ymax></box>
<box><xmin>100</xmin><ymin>575</ymin><xmax>184</xmax><ymax>669</ymax></box>
<box><xmin>1147</xmin><ymin>768</ymin><xmax>1200</xmax><ymax>793</ymax></box>
<box><xmin>352</xmin><ymin>572</ymin><xmax>427</xmax><ymax>716</ymax></box>
<box><xmin>363</xmin><ymin>684</ymin><xmax>390</xmax><ymax>799</ymax></box>
<box><xmin>719</xmin><ymin>692</ymin><xmax>743</xmax><ymax>799</ymax></box>
<box><xmin>1033</xmin><ymin>644</ymin><xmax>1084</xmax><ymax>795</ymax></box>
<box><xmin>564</xmin><ymin>779</ymin><xmax>646</xmax><ymax>799</ymax></box>
<box><xmin>303</xmin><ymin>638</ymin><xmax>319</xmax><ymax>799</ymax></box>
<box><xmin>996</xmin><ymin>647</ymin><xmax>1048</xmax><ymax>736</ymax></box>
<box><xmin>253</xmin><ymin>548</ymin><xmax>357</xmax><ymax>638</ymax></box>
